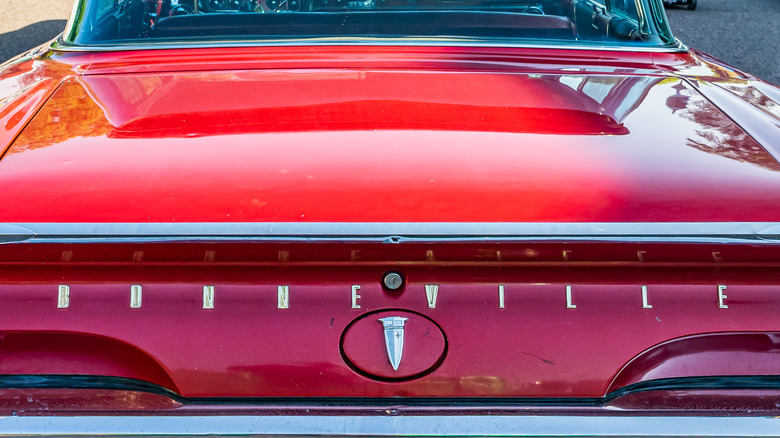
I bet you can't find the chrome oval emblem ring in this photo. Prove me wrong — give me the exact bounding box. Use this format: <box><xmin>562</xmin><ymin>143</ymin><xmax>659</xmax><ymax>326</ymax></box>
<box><xmin>340</xmin><ymin>309</ymin><xmax>447</xmax><ymax>381</ymax></box>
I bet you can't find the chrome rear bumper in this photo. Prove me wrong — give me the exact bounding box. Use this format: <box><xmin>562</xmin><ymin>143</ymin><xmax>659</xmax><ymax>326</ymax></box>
<box><xmin>2</xmin><ymin>415</ymin><xmax>780</xmax><ymax>437</ymax></box>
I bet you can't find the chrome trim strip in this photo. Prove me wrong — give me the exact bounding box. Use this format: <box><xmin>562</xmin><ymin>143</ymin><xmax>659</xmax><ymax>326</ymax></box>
<box><xmin>0</xmin><ymin>224</ymin><xmax>35</xmax><ymax>243</ymax></box>
<box><xmin>674</xmin><ymin>38</ymin><xmax>690</xmax><ymax>51</ymax></box>
<box><xmin>1</xmin><ymin>414</ymin><xmax>779</xmax><ymax>437</ymax></box>
<box><xmin>50</xmin><ymin>38</ymin><xmax>688</xmax><ymax>54</ymax></box>
<box><xmin>62</xmin><ymin>0</ymin><xmax>83</xmax><ymax>42</ymax></box>
<box><xmin>4</xmin><ymin>222</ymin><xmax>780</xmax><ymax>244</ymax></box>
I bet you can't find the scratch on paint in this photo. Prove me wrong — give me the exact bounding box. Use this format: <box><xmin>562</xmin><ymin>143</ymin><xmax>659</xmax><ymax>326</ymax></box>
<box><xmin>656</xmin><ymin>317</ymin><xmax>662</xmax><ymax>322</ymax></box>
<box><xmin>521</xmin><ymin>351</ymin><xmax>556</xmax><ymax>365</ymax></box>
<box><xmin>330</xmin><ymin>318</ymin><xmax>335</xmax><ymax>328</ymax></box>
<box><xmin>423</xmin><ymin>328</ymin><xmax>430</xmax><ymax>338</ymax></box>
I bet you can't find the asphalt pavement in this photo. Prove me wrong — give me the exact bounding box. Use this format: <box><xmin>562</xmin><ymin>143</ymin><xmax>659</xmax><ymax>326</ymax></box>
<box><xmin>0</xmin><ymin>0</ymin><xmax>778</xmax><ymax>85</ymax></box>
<box><xmin>664</xmin><ymin>0</ymin><xmax>780</xmax><ymax>85</ymax></box>
<box><xmin>0</xmin><ymin>0</ymin><xmax>71</xmax><ymax>62</ymax></box>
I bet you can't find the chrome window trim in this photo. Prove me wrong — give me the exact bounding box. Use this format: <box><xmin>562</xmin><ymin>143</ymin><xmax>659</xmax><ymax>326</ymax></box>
<box><xmin>1</xmin><ymin>414</ymin><xmax>779</xmax><ymax>437</ymax></box>
<box><xmin>49</xmin><ymin>37</ymin><xmax>689</xmax><ymax>54</ymax></box>
<box><xmin>63</xmin><ymin>0</ymin><xmax>86</xmax><ymax>43</ymax></box>
<box><xmin>3</xmin><ymin>222</ymin><xmax>780</xmax><ymax>244</ymax></box>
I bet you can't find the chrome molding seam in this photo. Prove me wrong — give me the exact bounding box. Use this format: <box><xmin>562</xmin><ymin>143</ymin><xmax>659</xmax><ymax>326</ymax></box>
<box><xmin>50</xmin><ymin>37</ymin><xmax>689</xmax><ymax>54</ymax></box>
<box><xmin>4</xmin><ymin>222</ymin><xmax>780</xmax><ymax>244</ymax></box>
<box><xmin>1</xmin><ymin>415</ymin><xmax>779</xmax><ymax>437</ymax></box>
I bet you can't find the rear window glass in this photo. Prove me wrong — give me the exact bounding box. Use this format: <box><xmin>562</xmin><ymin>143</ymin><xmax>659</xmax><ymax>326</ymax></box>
<box><xmin>65</xmin><ymin>0</ymin><xmax>676</xmax><ymax>47</ymax></box>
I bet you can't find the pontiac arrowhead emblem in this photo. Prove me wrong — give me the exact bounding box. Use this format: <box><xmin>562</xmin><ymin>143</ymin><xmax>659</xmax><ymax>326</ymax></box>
<box><xmin>378</xmin><ymin>316</ymin><xmax>408</xmax><ymax>371</ymax></box>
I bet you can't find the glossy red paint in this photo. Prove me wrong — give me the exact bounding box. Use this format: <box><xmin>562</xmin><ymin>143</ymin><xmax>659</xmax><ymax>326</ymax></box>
<box><xmin>2</xmin><ymin>45</ymin><xmax>780</xmax><ymax>406</ymax></box>
<box><xmin>1</xmin><ymin>47</ymin><xmax>780</xmax><ymax>223</ymax></box>
<box><xmin>1</xmin><ymin>247</ymin><xmax>780</xmax><ymax>398</ymax></box>
<box><xmin>604</xmin><ymin>389</ymin><xmax>780</xmax><ymax>412</ymax></box>
<box><xmin>0</xmin><ymin>332</ymin><xmax>179</xmax><ymax>392</ymax></box>
<box><xmin>341</xmin><ymin>310</ymin><xmax>446</xmax><ymax>380</ymax></box>
<box><xmin>0</xmin><ymin>51</ymin><xmax>91</xmax><ymax>154</ymax></box>
<box><xmin>608</xmin><ymin>333</ymin><xmax>780</xmax><ymax>393</ymax></box>
<box><xmin>6</xmin><ymin>240</ymin><xmax>780</xmax><ymax>264</ymax></box>
<box><xmin>81</xmin><ymin>46</ymin><xmax>665</xmax><ymax>76</ymax></box>
<box><xmin>0</xmin><ymin>388</ymin><xmax>182</xmax><ymax>413</ymax></box>
<box><xmin>4</xmin><ymin>387</ymin><xmax>780</xmax><ymax>415</ymax></box>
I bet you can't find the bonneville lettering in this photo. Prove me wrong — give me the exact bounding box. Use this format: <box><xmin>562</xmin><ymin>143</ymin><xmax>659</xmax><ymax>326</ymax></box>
<box><xmin>130</xmin><ymin>285</ymin><xmax>142</xmax><ymax>309</ymax></box>
<box><xmin>351</xmin><ymin>285</ymin><xmax>361</xmax><ymax>309</ymax></box>
<box><xmin>566</xmin><ymin>285</ymin><xmax>576</xmax><ymax>309</ymax></box>
<box><xmin>203</xmin><ymin>285</ymin><xmax>215</xmax><ymax>309</ymax></box>
<box><xmin>425</xmin><ymin>284</ymin><xmax>439</xmax><ymax>308</ymax></box>
<box><xmin>718</xmin><ymin>285</ymin><xmax>728</xmax><ymax>309</ymax></box>
<box><xmin>642</xmin><ymin>285</ymin><xmax>652</xmax><ymax>309</ymax></box>
<box><xmin>278</xmin><ymin>286</ymin><xmax>289</xmax><ymax>309</ymax></box>
<box><xmin>57</xmin><ymin>285</ymin><xmax>70</xmax><ymax>309</ymax></box>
